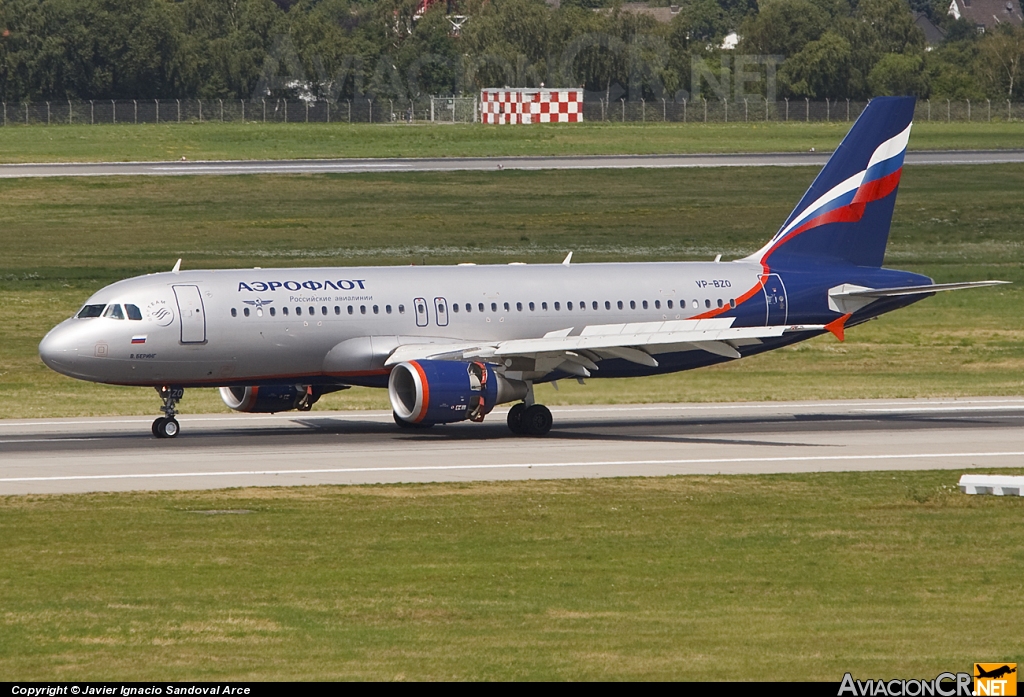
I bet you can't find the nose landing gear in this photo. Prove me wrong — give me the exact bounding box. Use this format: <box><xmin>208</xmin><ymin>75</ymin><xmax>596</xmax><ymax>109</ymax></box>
<box><xmin>152</xmin><ymin>386</ymin><xmax>183</xmax><ymax>439</ymax></box>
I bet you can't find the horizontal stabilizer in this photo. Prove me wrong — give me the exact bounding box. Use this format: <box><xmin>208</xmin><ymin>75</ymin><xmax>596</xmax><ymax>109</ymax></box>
<box><xmin>828</xmin><ymin>280</ymin><xmax>1009</xmax><ymax>314</ymax></box>
<box><xmin>838</xmin><ymin>280</ymin><xmax>1010</xmax><ymax>297</ymax></box>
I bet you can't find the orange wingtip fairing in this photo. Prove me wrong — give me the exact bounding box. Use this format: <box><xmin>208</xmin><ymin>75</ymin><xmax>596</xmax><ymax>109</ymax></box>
<box><xmin>825</xmin><ymin>313</ymin><xmax>852</xmax><ymax>342</ymax></box>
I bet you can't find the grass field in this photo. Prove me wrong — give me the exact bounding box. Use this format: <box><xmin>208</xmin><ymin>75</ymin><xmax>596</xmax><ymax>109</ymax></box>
<box><xmin>0</xmin><ymin>121</ymin><xmax>1022</xmax><ymax>163</ymax></box>
<box><xmin>1</xmin><ymin>471</ymin><xmax>1022</xmax><ymax>680</ymax></box>
<box><xmin>1</xmin><ymin>164</ymin><xmax>1022</xmax><ymax>418</ymax></box>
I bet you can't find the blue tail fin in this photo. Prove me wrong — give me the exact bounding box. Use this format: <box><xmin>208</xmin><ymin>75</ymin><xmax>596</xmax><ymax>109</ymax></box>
<box><xmin>748</xmin><ymin>96</ymin><xmax>916</xmax><ymax>270</ymax></box>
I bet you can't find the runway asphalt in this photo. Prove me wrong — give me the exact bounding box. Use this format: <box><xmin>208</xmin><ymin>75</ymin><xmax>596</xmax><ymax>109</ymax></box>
<box><xmin>2</xmin><ymin>397</ymin><xmax>1023</xmax><ymax>495</ymax></box>
<box><xmin>1</xmin><ymin>150</ymin><xmax>1023</xmax><ymax>178</ymax></box>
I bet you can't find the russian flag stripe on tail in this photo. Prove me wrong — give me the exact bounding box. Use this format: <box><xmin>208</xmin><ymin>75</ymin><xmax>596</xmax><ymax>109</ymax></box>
<box><xmin>746</xmin><ymin>97</ymin><xmax>916</xmax><ymax>270</ymax></box>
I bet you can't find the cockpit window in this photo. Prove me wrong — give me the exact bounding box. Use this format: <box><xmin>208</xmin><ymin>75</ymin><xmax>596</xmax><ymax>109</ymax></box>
<box><xmin>77</xmin><ymin>304</ymin><xmax>105</xmax><ymax>318</ymax></box>
<box><xmin>125</xmin><ymin>303</ymin><xmax>143</xmax><ymax>320</ymax></box>
<box><xmin>103</xmin><ymin>304</ymin><xmax>125</xmax><ymax>320</ymax></box>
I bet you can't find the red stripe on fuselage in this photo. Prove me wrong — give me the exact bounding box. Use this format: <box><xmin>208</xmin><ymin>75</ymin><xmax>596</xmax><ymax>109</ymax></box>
<box><xmin>410</xmin><ymin>360</ymin><xmax>430</xmax><ymax>423</ymax></box>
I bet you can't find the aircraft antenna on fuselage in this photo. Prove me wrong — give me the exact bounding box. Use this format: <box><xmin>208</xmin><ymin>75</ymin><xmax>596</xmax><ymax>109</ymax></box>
<box><xmin>171</xmin><ymin>259</ymin><xmax>181</xmax><ymax>274</ymax></box>
<box><xmin>562</xmin><ymin>252</ymin><xmax>572</xmax><ymax>266</ymax></box>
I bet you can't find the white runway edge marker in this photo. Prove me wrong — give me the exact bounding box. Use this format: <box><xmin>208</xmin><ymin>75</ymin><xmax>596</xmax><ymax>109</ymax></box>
<box><xmin>3</xmin><ymin>450</ymin><xmax>1024</xmax><ymax>484</ymax></box>
<box><xmin>958</xmin><ymin>474</ymin><xmax>1024</xmax><ymax>496</ymax></box>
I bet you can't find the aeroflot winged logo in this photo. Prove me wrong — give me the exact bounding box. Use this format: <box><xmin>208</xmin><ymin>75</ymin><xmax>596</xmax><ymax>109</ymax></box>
<box><xmin>238</xmin><ymin>279</ymin><xmax>367</xmax><ymax>292</ymax></box>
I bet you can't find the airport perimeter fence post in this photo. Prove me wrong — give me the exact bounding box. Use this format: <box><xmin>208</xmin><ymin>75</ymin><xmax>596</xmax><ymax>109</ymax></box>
<box><xmin>663</xmin><ymin>98</ymin><xmax>666</xmax><ymax>121</ymax></box>
<box><xmin>326</xmin><ymin>100</ymin><xmax>330</xmax><ymax>123</ymax></box>
<box><xmin>1010</xmin><ymin>99</ymin><xmax>1013</xmax><ymax>121</ymax></box>
<box><xmin>784</xmin><ymin>97</ymin><xmax>789</xmax><ymax>121</ymax></box>
<box><xmin>90</xmin><ymin>100</ymin><xmax>94</xmax><ymax>125</ymax></box>
<box><xmin>69</xmin><ymin>99</ymin><xmax>73</xmax><ymax>124</ymax></box>
<box><xmin>703</xmin><ymin>98</ymin><xmax>707</xmax><ymax>123</ymax></box>
<box><xmin>927</xmin><ymin>99</ymin><xmax>930</xmax><ymax>121</ymax></box>
<box><xmin>826</xmin><ymin>98</ymin><xmax>830</xmax><ymax>122</ymax></box>
<box><xmin>176</xmin><ymin>99</ymin><xmax>180</xmax><ymax>123</ymax></box>
<box><xmin>847</xmin><ymin>98</ymin><xmax>850</xmax><ymax>121</ymax></box>
<box><xmin>805</xmin><ymin>97</ymin><xmax>809</xmax><ymax>122</ymax></box>
<box><xmin>46</xmin><ymin>101</ymin><xmax>50</xmax><ymax>125</ymax></box>
<box><xmin>621</xmin><ymin>98</ymin><xmax>625</xmax><ymax>122</ymax></box>
<box><xmin>683</xmin><ymin>98</ymin><xmax>687</xmax><ymax>122</ymax></box>
<box><xmin>155</xmin><ymin>99</ymin><xmax>159</xmax><ymax>123</ymax></box>
<box><xmin>967</xmin><ymin>99</ymin><xmax>971</xmax><ymax>121</ymax></box>
<box><xmin>284</xmin><ymin>100</ymin><xmax>287</xmax><ymax>123</ymax></box>
<box><xmin>241</xmin><ymin>100</ymin><xmax>245</xmax><ymax>122</ymax></box>
<box><xmin>262</xmin><ymin>99</ymin><xmax>266</xmax><ymax>123</ymax></box>
<box><xmin>947</xmin><ymin>99</ymin><xmax>950</xmax><ymax>122</ymax></box>
<box><xmin>305</xmin><ymin>101</ymin><xmax>308</xmax><ymax>123</ymax></box>
<box><xmin>723</xmin><ymin>98</ymin><xmax>728</xmax><ymax>122</ymax></box>
<box><xmin>987</xmin><ymin>99</ymin><xmax>990</xmax><ymax>121</ymax></box>
<box><xmin>198</xmin><ymin>99</ymin><xmax>202</xmax><ymax>122</ymax></box>
<box><xmin>744</xmin><ymin>98</ymin><xmax>748</xmax><ymax>122</ymax></box>
<box><xmin>2</xmin><ymin>102</ymin><xmax>5</xmax><ymax>127</ymax></box>
<box><xmin>369</xmin><ymin>99</ymin><xmax>373</xmax><ymax>123</ymax></box>
<box><xmin>347</xmin><ymin>100</ymin><xmax>351</xmax><ymax>123</ymax></box>
<box><xmin>764</xmin><ymin>97</ymin><xmax>769</xmax><ymax>121</ymax></box>
<box><xmin>641</xmin><ymin>98</ymin><xmax>645</xmax><ymax>122</ymax></box>
<box><xmin>219</xmin><ymin>99</ymin><xmax>223</xmax><ymax>122</ymax></box>
<box><xmin>112</xmin><ymin>100</ymin><xmax>116</xmax><ymax>124</ymax></box>
<box><xmin>134</xmin><ymin>100</ymin><xmax>137</xmax><ymax>124</ymax></box>
<box><xmin>430</xmin><ymin>97</ymin><xmax>434</xmax><ymax>122</ymax></box>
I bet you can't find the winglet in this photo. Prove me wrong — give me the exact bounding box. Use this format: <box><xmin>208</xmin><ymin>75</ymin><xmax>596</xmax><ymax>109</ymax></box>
<box><xmin>171</xmin><ymin>258</ymin><xmax>182</xmax><ymax>274</ymax></box>
<box><xmin>562</xmin><ymin>252</ymin><xmax>572</xmax><ymax>266</ymax></box>
<box><xmin>825</xmin><ymin>313</ymin><xmax>852</xmax><ymax>341</ymax></box>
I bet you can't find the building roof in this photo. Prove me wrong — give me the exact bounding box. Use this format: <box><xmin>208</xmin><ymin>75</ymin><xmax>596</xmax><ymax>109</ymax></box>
<box><xmin>913</xmin><ymin>12</ymin><xmax>947</xmax><ymax>45</ymax></box>
<box><xmin>948</xmin><ymin>0</ymin><xmax>1023</xmax><ymax>30</ymax></box>
<box><xmin>617</xmin><ymin>3</ymin><xmax>682</xmax><ymax>23</ymax></box>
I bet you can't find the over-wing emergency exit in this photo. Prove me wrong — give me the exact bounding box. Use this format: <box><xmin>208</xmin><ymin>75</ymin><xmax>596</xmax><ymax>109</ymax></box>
<box><xmin>38</xmin><ymin>97</ymin><xmax>1006</xmax><ymax>438</ymax></box>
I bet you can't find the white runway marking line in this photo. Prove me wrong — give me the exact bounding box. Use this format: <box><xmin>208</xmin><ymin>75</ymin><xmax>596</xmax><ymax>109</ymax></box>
<box><xmin>4</xmin><ymin>450</ymin><xmax>1023</xmax><ymax>484</ymax></box>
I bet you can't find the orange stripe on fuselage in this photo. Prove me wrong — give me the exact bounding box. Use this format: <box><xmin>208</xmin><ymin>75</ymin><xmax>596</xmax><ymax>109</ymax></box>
<box><xmin>410</xmin><ymin>360</ymin><xmax>430</xmax><ymax>423</ymax></box>
<box><xmin>690</xmin><ymin>279</ymin><xmax>764</xmax><ymax>320</ymax></box>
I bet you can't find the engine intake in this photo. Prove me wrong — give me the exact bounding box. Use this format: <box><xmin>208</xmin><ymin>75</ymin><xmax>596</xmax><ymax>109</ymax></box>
<box><xmin>219</xmin><ymin>385</ymin><xmax>317</xmax><ymax>413</ymax></box>
<box><xmin>389</xmin><ymin>360</ymin><xmax>527</xmax><ymax>425</ymax></box>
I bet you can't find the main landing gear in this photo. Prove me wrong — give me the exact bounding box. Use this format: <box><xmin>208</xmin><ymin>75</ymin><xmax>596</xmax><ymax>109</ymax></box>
<box><xmin>152</xmin><ymin>386</ymin><xmax>184</xmax><ymax>439</ymax></box>
<box><xmin>507</xmin><ymin>403</ymin><xmax>552</xmax><ymax>436</ymax></box>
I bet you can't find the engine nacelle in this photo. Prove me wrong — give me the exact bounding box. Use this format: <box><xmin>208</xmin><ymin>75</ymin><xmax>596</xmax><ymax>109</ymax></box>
<box><xmin>219</xmin><ymin>385</ymin><xmax>317</xmax><ymax>413</ymax></box>
<box><xmin>389</xmin><ymin>360</ymin><xmax>527</xmax><ymax>425</ymax></box>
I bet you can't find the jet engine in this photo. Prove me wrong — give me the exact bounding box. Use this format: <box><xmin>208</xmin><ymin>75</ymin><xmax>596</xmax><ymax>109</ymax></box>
<box><xmin>219</xmin><ymin>385</ymin><xmax>318</xmax><ymax>413</ymax></box>
<box><xmin>389</xmin><ymin>360</ymin><xmax>527</xmax><ymax>425</ymax></box>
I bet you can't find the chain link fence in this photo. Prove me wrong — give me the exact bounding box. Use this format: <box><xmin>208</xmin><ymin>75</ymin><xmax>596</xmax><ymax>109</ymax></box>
<box><xmin>3</xmin><ymin>97</ymin><xmax>1023</xmax><ymax>126</ymax></box>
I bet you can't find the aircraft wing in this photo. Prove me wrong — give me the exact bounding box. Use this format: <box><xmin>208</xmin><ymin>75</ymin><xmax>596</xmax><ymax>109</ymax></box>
<box><xmin>384</xmin><ymin>318</ymin><xmax>825</xmax><ymax>379</ymax></box>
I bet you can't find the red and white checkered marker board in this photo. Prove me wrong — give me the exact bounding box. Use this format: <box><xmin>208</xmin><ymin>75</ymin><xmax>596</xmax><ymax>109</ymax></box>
<box><xmin>481</xmin><ymin>89</ymin><xmax>583</xmax><ymax>124</ymax></box>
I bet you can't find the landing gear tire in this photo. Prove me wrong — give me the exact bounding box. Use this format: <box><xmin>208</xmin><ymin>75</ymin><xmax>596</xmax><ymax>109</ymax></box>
<box><xmin>394</xmin><ymin>412</ymin><xmax>433</xmax><ymax>429</ymax></box>
<box><xmin>507</xmin><ymin>403</ymin><xmax>526</xmax><ymax>434</ymax></box>
<box><xmin>152</xmin><ymin>417</ymin><xmax>179</xmax><ymax>439</ymax></box>
<box><xmin>521</xmin><ymin>404</ymin><xmax>553</xmax><ymax>436</ymax></box>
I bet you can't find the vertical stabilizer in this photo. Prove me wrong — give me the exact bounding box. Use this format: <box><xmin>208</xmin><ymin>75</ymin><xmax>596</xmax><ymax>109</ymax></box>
<box><xmin>747</xmin><ymin>96</ymin><xmax>916</xmax><ymax>270</ymax></box>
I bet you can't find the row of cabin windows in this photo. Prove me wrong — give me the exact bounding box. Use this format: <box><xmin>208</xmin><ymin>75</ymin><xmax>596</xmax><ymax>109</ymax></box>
<box><xmin>231</xmin><ymin>298</ymin><xmax>736</xmax><ymax>319</ymax></box>
<box><xmin>445</xmin><ymin>299</ymin><xmax>735</xmax><ymax>313</ymax></box>
<box><xmin>232</xmin><ymin>304</ymin><xmax>406</xmax><ymax>318</ymax></box>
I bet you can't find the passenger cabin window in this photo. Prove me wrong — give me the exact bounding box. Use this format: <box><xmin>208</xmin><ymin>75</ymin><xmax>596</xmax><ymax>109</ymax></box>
<box><xmin>373</xmin><ymin>305</ymin><xmax>379</xmax><ymax>314</ymax></box>
<box><xmin>654</xmin><ymin>300</ymin><xmax>660</xmax><ymax>309</ymax></box>
<box><xmin>592</xmin><ymin>301</ymin><xmax>598</xmax><ymax>310</ymax></box>
<box><xmin>453</xmin><ymin>304</ymin><xmax>460</xmax><ymax>313</ymax></box>
<box><xmin>617</xmin><ymin>301</ymin><xmax>623</xmax><ymax>310</ymax></box>
<box><xmin>642</xmin><ymin>300</ymin><xmax>649</xmax><ymax>310</ymax></box>
<box><xmin>309</xmin><ymin>306</ymin><xmax>315</xmax><ymax>316</ymax></box>
<box><xmin>465</xmin><ymin>303</ymin><xmax>472</xmax><ymax>313</ymax></box>
<box><xmin>125</xmin><ymin>304</ymin><xmax>143</xmax><ymax>320</ymax></box>
<box><xmin>283</xmin><ymin>307</ymin><xmax>289</xmax><ymax>316</ymax></box>
<box><xmin>399</xmin><ymin>305</ymin><xmax>406</xmax><ymax>314</ymax></box>
<box><xmin>705</xmin><ymin>299</ymin><xmax>711</xmax><ymax>308</ymax></box>
<box><xmin>566</xmin><ymin>302</ymin><xmax>572</xmax><ymax>311</ymax></box>
<box><xmin>296</xmin><ymin>307</ymin><xmax>302</xmax><ymax>316</ymax></box>
<box><xmin>630</xmin><ymin>301</ymin><xmax>636</xmax><ymax>310</ymax></box>
<box><xmin>529</xmin><ymin>302</ymin><xmax>535</xmax><ymax>311</ymax></box>
<box><xmin>517</xmin><ymin>302</ymin><xmax>523</xmax><ymax>311</ymax></box>
<box><xmin>692</xmin><ymin>300</ymin><xmax>699</xmax><ymax>309</ymax></box>
<box><xmin>554</xmin><ymin>302</ymin><xmax>560</xmax><ymax>311</ymax></box>
<box><xmin>491</xmin><ymin>302</ymin><xmax>497</xmax><ymax>312</ymax></box>
<box><xmin>605</xmin><ymin>301</ymin><xmax>611</xmax><ymax>310</ymax></box>
<box><xmin>103</xmin><ymin>304</ymin><xmax>125</xmax><ymax>320</ymax></box>
<box><xmin>231</xmin><ymin>308</ymin><xmax>237</xmax><ymax>317</ymax></box>
<box><xmin>77</xmin><ymin>304</ymin><xmax>105</xmax><ymax>318</ymax></box>
<box><xmin>667</xmin><ymin>300</ymin><xmax>673</xmax><ymax>309</ymax></box>
<box><xmin>348</xmin><ymin>306</ymin><xmax>354</xmax><ymax>315</ymax></box>
<box><xmin>243</xmin><ymin>307</ymin><xmax>250</xmax><ymax>317</ymax></box>
<box><xmin>504</xmin><ymin>302</ymin><xmax>510</xmax><ymax>311</ymax></box>
<box><xmin>360</xmin><ymin>305</ymin><xmax>367</xmax><ymax>314</ymax></box>
<box><xmin>322</xmin><ymin>306</ymin><xmax>328</xmax><ymax>315</ymax></box>
<box><xmin>717</xmin><ymin>299</ymin><xmax>723</xmax><ymax>308</ymax></box>
<box><xmin>335</xmin><ymin>306</ymin><xmax>340</xmax><ymax>315</ymax></box>
<box><xmin>478</xmin><ymin>303</ymin><xmax>485</xmax><ymax>312</ymax></box>
<box><xmin>386</xmin><ymin>305</ymin><xmax>393</xmax><ymax>314</ymax></box>
<box><xmin>270</xmin><ymin>307</ymin><xmax>276</xmax><ymax>317</ymax></box>
<box><xmin>541</xmin><ymin>302</ymin><xmax>548</xmax><ymax>311</ymax></box>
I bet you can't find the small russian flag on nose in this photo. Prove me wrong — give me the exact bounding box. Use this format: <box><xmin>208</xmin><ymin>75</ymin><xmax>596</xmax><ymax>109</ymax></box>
<box><xmin>131</xmin><ymin>336</ymin><xmax>147</xmax><ymax>344</ymax></box>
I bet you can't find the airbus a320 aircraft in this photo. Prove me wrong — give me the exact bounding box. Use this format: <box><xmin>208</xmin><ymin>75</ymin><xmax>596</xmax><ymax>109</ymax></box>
<box><xmin>39</xmin><ymin>96</ymin><xmax>1004</xmax><ymax>438</ymax></box>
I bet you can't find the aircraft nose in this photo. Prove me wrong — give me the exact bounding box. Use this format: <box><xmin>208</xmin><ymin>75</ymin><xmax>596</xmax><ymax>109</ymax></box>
<box><xmin>38</xmin><ymin>322</ymin><xmax>78</xmax><ymax>374</ymax></box>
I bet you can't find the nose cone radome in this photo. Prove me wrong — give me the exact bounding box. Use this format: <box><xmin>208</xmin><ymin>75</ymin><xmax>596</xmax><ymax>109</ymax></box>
<box><xmin>38</xmin><ymin>321</ymin><xmax>80</xmax><ymax>376</ymax></box>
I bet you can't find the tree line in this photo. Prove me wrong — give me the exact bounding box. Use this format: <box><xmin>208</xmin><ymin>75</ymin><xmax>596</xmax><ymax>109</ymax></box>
<box><xmin>0</xmin><ymin>0</ymin><xmax>1021</xmax><ymax>104</ymax></box>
